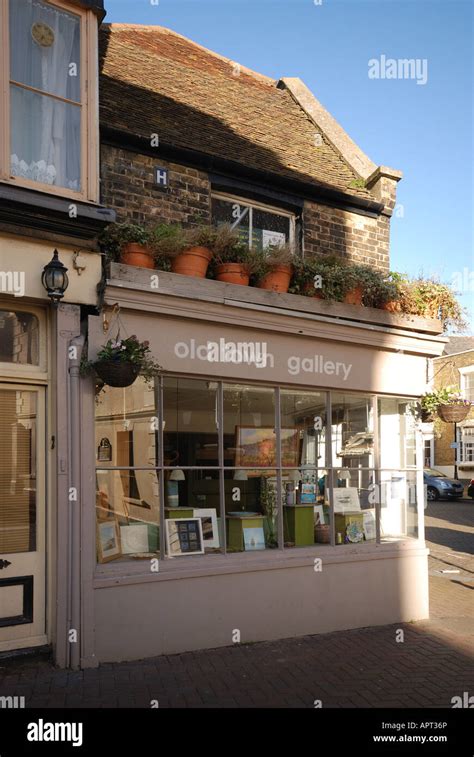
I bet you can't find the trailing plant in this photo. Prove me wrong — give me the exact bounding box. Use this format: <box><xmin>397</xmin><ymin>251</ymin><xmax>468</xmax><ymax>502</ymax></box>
<box><xmin>351</xmin><ymin>265</ymin><xmax>399</xmax><ymax>307</ymax></box>
<box><xmin>81</xmin><ymin>335</ymin><xmax>161</xmax><ymax>384</ymax></box>
<box><xmin>420</xmin><ymin>386</ymin><xmax>471</xmax><ymax>413</ymax></box>
<box><xmin>398</xmin><ymin>277</ymin><xmax>467</xmax><ymax>332</ymax></box>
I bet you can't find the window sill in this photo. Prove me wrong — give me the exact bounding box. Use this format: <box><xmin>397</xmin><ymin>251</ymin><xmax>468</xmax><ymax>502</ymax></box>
<box><xmin>0</xmin><ymin>181</ymin><xmax>115</xmax><ymax>241</ymax></box>
<box><xmin>93</xmin><ymin>538</ymin><xmax>428</xmax><ymax>589</ymax></box>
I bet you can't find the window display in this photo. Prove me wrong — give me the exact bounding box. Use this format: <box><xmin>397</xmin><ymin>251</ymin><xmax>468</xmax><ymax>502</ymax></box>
<box><xmin>95</xmin><ymin>378</ymin><xmax>422</xmax><ymax>563</ymax></box>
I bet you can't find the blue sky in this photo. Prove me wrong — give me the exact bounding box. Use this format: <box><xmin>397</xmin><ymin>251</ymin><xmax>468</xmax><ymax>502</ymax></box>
<box><xmin>105</xmin><ymin>0</ymin><xmax>473</xmax><ymax>330</ymax></box>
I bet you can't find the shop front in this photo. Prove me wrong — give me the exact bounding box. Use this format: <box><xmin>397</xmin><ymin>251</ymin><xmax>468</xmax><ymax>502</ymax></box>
<box><xmin>71</xmin><ymin>266</ymin><xmax>446</xmax><ymax>666</ymax></box>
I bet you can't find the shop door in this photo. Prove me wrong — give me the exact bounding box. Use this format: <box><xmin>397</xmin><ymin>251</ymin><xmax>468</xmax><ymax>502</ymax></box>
<box><xmin>0</xmin><ymin>385</ymin><xmax>46</xmax><ymax>651</ymax></box>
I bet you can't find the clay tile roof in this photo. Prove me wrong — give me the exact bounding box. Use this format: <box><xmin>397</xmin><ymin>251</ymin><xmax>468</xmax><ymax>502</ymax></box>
<box><xmin>99</xmin><ymin>24</ymin><xmax>372</xmax><ymax>199</ymax></box>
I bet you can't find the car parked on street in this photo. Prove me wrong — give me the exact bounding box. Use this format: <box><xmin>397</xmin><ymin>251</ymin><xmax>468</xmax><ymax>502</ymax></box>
<box><xmin>424</xmin><ymin>468</ymin><xmax>464</xmax><ymax>501</ymax></box>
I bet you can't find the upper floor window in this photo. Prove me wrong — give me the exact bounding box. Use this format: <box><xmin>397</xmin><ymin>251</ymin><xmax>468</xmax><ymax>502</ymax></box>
<box><xmin>460</xmin><ymin>366</ymin><xmax>474</xmax><ymax>403</ymax></box>
<box><xmin>1</xmin><ymin>0</ymin><xmax>98</xmax><ymax>201</ymax></box>
<box><xmin>211</xmin><ymin>193</ymin><xmax>295</xmax><ymax>250</ymax></box>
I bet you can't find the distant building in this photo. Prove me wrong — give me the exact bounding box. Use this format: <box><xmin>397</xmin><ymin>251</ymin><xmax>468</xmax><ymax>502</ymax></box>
<box><xmin>431</xmin><ymin>337</ymin><xmax>474</xmax><ymax>478</ymax></box>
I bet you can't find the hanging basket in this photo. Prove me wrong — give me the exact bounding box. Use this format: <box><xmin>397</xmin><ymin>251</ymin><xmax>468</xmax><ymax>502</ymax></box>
<box><xmin>437</xmin><ymin>404</ymin><xmax>471</xmax><ymax>423</ymax></box>
<box><xmin>94</xmin><ymin>359</ymin><xmax>140</xmax><ymax>388</ymax></box>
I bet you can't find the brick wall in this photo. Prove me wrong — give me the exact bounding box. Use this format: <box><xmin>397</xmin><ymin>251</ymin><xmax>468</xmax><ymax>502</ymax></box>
<box><xmin>101</xmin><ymin>143</ymin><xmax>391</xmax><ymax>269</ymax></box>
<box><xmin>303</xmin><ymin>201</ymin><xmax>390</xmax><ymax>270</ymax></box>
<box><xmin>101</xmin><ymin>145</ymin><xmax>211</xmax><ymax>227</ymax></box>
<box><xmin>433</xmin><ymin>351</ymin><xmax>474</xmax><ymax>468</ymax></box>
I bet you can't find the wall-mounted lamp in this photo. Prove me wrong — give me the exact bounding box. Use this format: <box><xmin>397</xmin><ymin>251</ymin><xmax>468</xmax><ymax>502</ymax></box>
<box><xmin>41</xmin><ymin>249</ymin><xmax>69</xmax><ymax>306</ymax></box>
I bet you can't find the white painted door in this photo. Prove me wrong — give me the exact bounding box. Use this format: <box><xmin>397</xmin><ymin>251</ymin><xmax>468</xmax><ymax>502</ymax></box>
<box><xmin>0</xmin><ymin>385</ymin><xmax>46</xmax><ymax>651</ymax></box>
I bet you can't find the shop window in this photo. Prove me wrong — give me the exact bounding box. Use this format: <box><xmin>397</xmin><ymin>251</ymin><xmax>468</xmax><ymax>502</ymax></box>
<box><xmin>96</xmin><ymin>469</ymin><xmax>161</xmax><ymax>562</ymax></box>
<box><xmin>224</xmin><ymin>469</ymin><xmax>278</xmax><ymax>552</ymax></box>
<box><xmin>164</xmin><ymin>468</ymin><xmax>223</xmax><ymax>556</ymax></box>
<box><xmin>0</xmin><ymin>310</ymin><xmax>39</xmax><ymax>365</ymax></box>
<box><xmin>1</xmin><ymin>0</ymin><xmax>99</xmax><ymax>201</ymax></box>
<box><xmin>211</xmin><ymin>194</ymin><xmax>294</xmax><ymax>250</ymax></box>
<box><xmin>163</xmin><ymin>378</ymin><xmax>218</xmax><ymax>467</ymax></box>
<box><xmin>94</xmin><ymin>380</ymin><xmax>424</xmax><ymax>564</ymax></box>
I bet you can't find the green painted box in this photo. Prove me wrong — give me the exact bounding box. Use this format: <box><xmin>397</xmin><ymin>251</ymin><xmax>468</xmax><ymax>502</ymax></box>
<box><xmin>283</xmin><ymin>505</ymin><xmax>314</xmax><ymax>546</ymax></box>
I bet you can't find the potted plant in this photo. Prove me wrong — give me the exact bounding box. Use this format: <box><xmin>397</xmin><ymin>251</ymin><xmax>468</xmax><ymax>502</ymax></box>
<box><xmin>254</xmin><ymin>243</ymin><xmax>294</xmax><ymax>293</ymax></box>
<box><xmin>289</xmin><ymin>258</ymin><xmax>324</xmax><ymax>298</ymax></box>
<box><xmin>149</xmin><ymin>223</ymin><xmax>186</xmax><ymax>271</ymax></box>
<box><xmin>99</xmin><ymin>222</ymin><xmax>154</xmax><ymax>269</ymax></box>
<box><xmin>172</xmin><ymin>225</ymin><xmax>215</xmax><ymax>278</ymax></box>
<box><xmin>436</xmin><ymin>388</ymin><xmax>472</xmax><ymax>423</ymax></box>
<box><xmin>350</xmin><ymin>265</ymin><xmax>401</xmax><ymax>309</ymax></box>
<box><xmin>420</xmin><ymin>386</ymin><xmax>472</xmax><ymax>423</ymax></box>
<box><xmin>209</xmin><ymin>224</ymin><xmax>252</xmax><ymax>285</ymax></box>
<box><xmin>398</xmin><ymin>277</ymin><xmax>467</xmax><ymax>332</ymax></box>
<box><xmin>82</xmin><ymin>335</ymin><xmax>161</xmax><ymax>388</ymax></box>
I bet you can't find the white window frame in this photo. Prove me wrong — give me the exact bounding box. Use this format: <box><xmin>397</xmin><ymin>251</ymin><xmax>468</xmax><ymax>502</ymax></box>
<box><xmin>457</xmin><ymin>425</ymin><xmax>474</xmax><ymax>464</ymax></box>
<box><xmin>459</xmin><ymin>365</ymin><xmax>474</xmax><ymax>403</ymax></box>
<box><xmin>211</xmin><ymin>192</ymin><xmax>296</xmax><ymax>249</ymax></box>
<box><xmin>0</xmin><ymin>0</ymin><xmax>99</xmax><ymax>202</ymax></box>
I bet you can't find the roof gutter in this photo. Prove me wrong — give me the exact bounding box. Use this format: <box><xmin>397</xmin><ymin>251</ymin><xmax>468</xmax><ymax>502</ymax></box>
<box><xmin>100</xmin><ymin>125</ymin><xmax>385</xmax><ymax>218</ymax></box>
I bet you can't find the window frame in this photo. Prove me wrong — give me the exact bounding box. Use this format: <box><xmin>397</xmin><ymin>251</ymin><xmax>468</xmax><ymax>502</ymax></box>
<box><xmin>95</xmin><ymin>375</ymin><xmax>425</xmax><ymax>567</ymax></box>
<box><xmin>211</xmin><ymin>191</ymin><xmax>296</xmax><ymax>250</ymax></box>
<box><xmin>460</xmin><ymin>365</ymin><xmax>474</xmax><ymax>403</ymax></box>
<box><xmin>0</xmin><ymin>0</ymin><xmax>99</xmax><ymax>202</ymax></box>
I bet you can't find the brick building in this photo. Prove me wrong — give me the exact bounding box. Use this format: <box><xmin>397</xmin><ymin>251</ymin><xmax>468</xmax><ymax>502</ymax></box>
<box><xmin>431</xmin><ymin>337</ymin><xmax>474</xmax><ymax>479</ymax></box>
<box><xmin>0</xmin><ymin>12</ymin><xmax>447</xmax><ymax>667</ymax></box>
<box><xmin>98</xmin><ymin>25</ymin><xmax>398</xmax><ymax>269</ymax></box>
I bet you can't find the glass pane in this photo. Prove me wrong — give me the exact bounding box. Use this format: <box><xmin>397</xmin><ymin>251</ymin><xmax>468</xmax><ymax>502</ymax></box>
<box><xmin>378</xmin><ymin>397</ymin><xmax>417</xmax><ymax>469</ymax></box>
<box><xmin>0</xmin><ymin>311</ymin><xmax>39</xmax><ymax>365</ymax></box>
<box><xmin>10</xmin><ymin>0</ymin><xmax>81</xmax><ymax>102</ymax></box>
<box><xmin>0</xmin><ymin>390</ymin><xmax>37</xmax><ymax>554</ymax></box>
<box><xmin>331</xmin><ymin>393</ymin><xmax>374</xmax><ymax>470</ymax></box>
<box><xmin>95</xmin><ymin>379</ymin><xmax>158</xmax><ymax>469</ymax></box>
<box><xmin>225</xmin><ymin>470</ymin><xmax>278</xmax><ymax>552</ymax></box>
<box><xmin>252</xmin><ymin>208</ymin><xmax>291</xmax><ymax>251</ymax></box>
<box><xmin>96</xmin><ymin>469</ymin><xmax>160</xmax><ymax>562</ymax></box>
<box><xmin>223</xmin><ymin>384</ymin><xmax>276</xmax><ymax>467</ymax></box>
<box><xmin>379</xmin><ymin>470</ymin><xmax>418</xmax><ymax>540</ymax></box>
<box><xmin>283</xmin><ymin>468</ymin><xmax>330</xmax><ymax>549</ymax></box>
<box><xmin>165</xmin><ymin>468</ymin><xmax>223</xmax><ymax>555</ymax></box>
<box><xmin>10</xmin><ymin>84</ymin><xmax>81</xmax><ymax>191</ymax></box>
<box><xmin>333</xmin><ymin>469</ymin><xmax>376</xmax><ymax>545</ymax></box>
<box><xmin>163</xmin><ymin>378</ymin><xmax>218</xmax><ymax>467</ymax></box>
<box><xmin>280</xmin><ymin>389</ymin><xmax>327</xmax><ymax>468</ymax></box>
<box><xmin>211</xmin><ymin>197</ymin><xmax>250</xmax><ymax>247</ymax></box>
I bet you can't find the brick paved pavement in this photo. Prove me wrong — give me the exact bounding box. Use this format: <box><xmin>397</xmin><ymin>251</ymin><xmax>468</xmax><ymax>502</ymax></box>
<box><xmin>0</xmin><ymin>501</ymin><xmax>472</xmax><ymax>708</ymax></box>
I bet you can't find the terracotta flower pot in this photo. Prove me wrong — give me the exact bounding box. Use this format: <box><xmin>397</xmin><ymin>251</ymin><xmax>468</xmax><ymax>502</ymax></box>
<box><xmin>171</xmin><ymin>246</ymin><xmax>212</xmax><ymax>278</ymax></box>
<box><xmin>344</xmin><ymin>286</ymin><xmax>364</xmax><ymax>305</ymax></box>
<box><xmin>380</xmin><ymin>299</ymin><xmax>402</xmax><ymax>313</ymax></box>
<box><xmin>258</xmin><ymin>264</ymin><xmax>293</xmax><ymax>293</ymax></box>
<box><xmin>216</xmin><ymin>263</ymin><xmax>250</xmax><ymax>286</ymax></box>
<box><xmin>120</xmin><ymin>243</ymin><xmax>155</xmax><ymax>270</ymax></box>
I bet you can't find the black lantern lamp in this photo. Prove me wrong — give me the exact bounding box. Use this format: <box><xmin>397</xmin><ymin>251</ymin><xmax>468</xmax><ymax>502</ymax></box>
<box><xmin>42</xmin><ymin>249</ymin><xmax>69</xmax><ymax>305</ymax></box>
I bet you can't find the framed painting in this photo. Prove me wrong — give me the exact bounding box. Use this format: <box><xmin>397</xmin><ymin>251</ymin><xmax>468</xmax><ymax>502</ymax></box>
<box><xmin>97</xmin><ymin>518</ymin><xmax>121</xmax><ymax>563</ymax></box>
<box><xmin>234</xmin><ymin>426</ymin><xmax>300</xmax><ymax>468</ymax></box>
<box><xmin>193</xmin><ymin>509</ymin><xmax>220</xmax><ymax>549</ymax></box>
<box><xmin>166</xmin><ymin>518</ymin><xmax>204</xmax><ymax>557</ymax></box>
